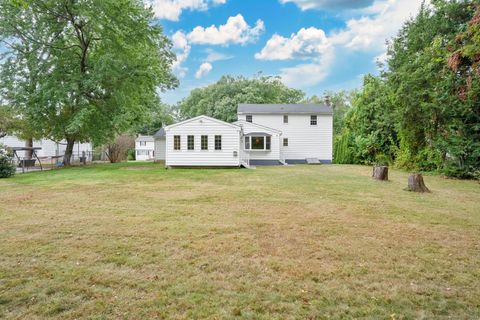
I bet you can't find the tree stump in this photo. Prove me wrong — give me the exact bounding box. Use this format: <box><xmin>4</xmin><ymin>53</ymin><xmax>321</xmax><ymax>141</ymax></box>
<box><xmin>372</xmin><ymin>165</ymin><xmax>389</xmax><ymax>181</ymax></box>
<box><xmin>407</xmin><ymin>174</ymin><xmax>430</xmax><ymax>193</ymax></box>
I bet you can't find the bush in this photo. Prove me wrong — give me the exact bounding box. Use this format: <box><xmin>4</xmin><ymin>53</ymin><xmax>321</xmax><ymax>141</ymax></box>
<box><xmin>0</xmin><ymin>145</ymin><xmax>16</xmax><ymax>178</ymax></box>
<box><xmin>127</xmin><ymin>149</ymin><xmax>136</xmax><ymax>161</ymax></box>
<box><xmin>333</xmin><ymin>130</ymin><xmax>353</xmax><ymax>164</ymax></box>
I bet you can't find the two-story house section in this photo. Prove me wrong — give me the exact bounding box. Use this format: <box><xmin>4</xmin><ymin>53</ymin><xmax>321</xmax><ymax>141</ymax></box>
<box><xmin>237</xmin><ymin>104</ymin><xmax>333</xmax><ymax>164</ymax></box>
<box><xmin>135</xmin><ymin>135</ymin><xmax>155</xmax><ymax>161</ymax></box>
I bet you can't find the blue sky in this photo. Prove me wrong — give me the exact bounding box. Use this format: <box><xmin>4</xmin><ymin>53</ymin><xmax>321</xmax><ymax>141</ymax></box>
<box><xmin>151</xmin><ymin>0</ymin><xmax>423</xmax><ymax>104</ymax></box>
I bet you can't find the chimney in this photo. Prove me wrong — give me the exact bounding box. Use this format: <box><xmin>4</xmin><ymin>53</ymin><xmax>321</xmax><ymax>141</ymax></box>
<box><xmin>324</xmin><ymin>95</ymin><xmax>331</xmax><ymax>107</ymax></box>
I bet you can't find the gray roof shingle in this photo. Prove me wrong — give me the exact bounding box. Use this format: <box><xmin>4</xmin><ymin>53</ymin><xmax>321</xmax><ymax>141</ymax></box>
<box><xmin>153</xmin><ymin>128</ymin><xmax>166</xmax><ymax>138</ymax></box>
<box><xmin>238</xmin><ymin>104</ymin><xmax>332</xmax><ymax>115</ymax></box>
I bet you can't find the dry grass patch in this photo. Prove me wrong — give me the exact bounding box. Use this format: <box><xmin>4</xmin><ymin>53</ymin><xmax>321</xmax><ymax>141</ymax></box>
<box><xmin>0</xmin><ymin>162</ymin><xmax>479</xmax><ymax>319</ymax></box>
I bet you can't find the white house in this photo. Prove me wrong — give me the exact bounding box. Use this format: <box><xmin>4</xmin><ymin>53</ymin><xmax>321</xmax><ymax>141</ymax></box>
<box><xmin>0</xmin><ymin>135</ymin><xmax>92</xmax><ymax>159</ymax></box>
<box><xmin>232</xmin><ymin>120</ymin><xmax>283</xmax><ymax>165</ymax></box>
<box><xmin>155</xmin><ymin>103</ymin><xmax>333</xmax><ymax>168</ymax></box>
<box><xmin>237</xmin><ymin>104</ymin><xmax>333</xmax><ymax>164</ymax></box>
<box><xmin>135</xmin><ymin>135</ymin><xmax>155</xmax><ymax>161</ymax></box>
<box><xmin>164</xmin><ymin>115</ymin><xmax>243</xmax><ymax>167</ymax></box>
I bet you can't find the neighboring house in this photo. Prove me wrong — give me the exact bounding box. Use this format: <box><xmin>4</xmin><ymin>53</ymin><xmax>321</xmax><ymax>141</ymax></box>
<box><xmin>237</xmin><ymin>104</ymin><xmax>333</xmax><ymax>164</ymax></box>
<box><xmin>153</xmin><ymin>128</ymin><xmax>166</xmax><ymax>162</ymax></box>
<box><xmin>135</xmin><ymin>135</ymin><xmax>155</xmax><ymax>161</ymax></box>
<box><xmin>0</xmin><ymin>135</ymin><xmax>92</xmax><ymax>160</ymax></box>
<box><xmin>155</xmin><ymin>103</ymin><xmax>333</xmax><ymax>168</ymax></box>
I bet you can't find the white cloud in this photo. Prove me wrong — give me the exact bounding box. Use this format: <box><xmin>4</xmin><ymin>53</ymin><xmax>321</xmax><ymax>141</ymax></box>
<box><xmin>255</xmin><ymin>27</ymin><xmax>330</xmax><ymax>60</ymax></box>
<box><xmin>195</xmin><ymin>62</ymin><xmax>213</xmax><ymax>79</ymax></box>
<box><xmin>187</xmin><ymin>14</ymin><xmax>265</xmax><ymax>46</ymax></box>
<box><xmin>255</xmin><ymin>27</ymin><xmax>334</xmax><ymax>87</ymax></box>
<box><xmin>279</xmin><ymin>48</ymin><xmax>334</xmax><ymax>87</ymax></box>
<box><xmin>204</xmin><ymin>48</ymin><xmax>233</xmax><ymax>62</ymax></box>
<box><xmin>171</xmin><ymin>31</ymin><xmax>191</xmax><ymax>78</ymax></box>
<box><xmin>148</xmin><ymin>0</ymin><xmax>227</xmax><ymax>21</ymax></box>
<box><xmin>330</xmin><ymin>0</ymin><xmax>424</xmax><ymax>51</ymax></box>
<box><xmin>279</xmin><ymin>0</ymin><xmax>374</xmax><ymax>10</ymax></box>
<box><xmin>170</xmin><ymin>14</ymin><xmax>262</xmax><ymax>77</ymax></box>
<box><xmin>257</xmin><ymin>0</ymin><xmax>423</xmax><ymax>89</ymax></box>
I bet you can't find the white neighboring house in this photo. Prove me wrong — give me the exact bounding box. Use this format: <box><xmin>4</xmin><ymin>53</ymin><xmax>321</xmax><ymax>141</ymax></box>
<box><xmin>0</xmin><ymin>135</ymin><xmax>92</xmax><ymax>159</ymax></box>
<box><xmin>135</xmin><ymin>135</ymin><xmax>155</xmax><ymax>161</ymax></box>
<box><xmin>164</xmin><ymin>115</ymin><xmax>242</xmax><ymax>167</ymax></box>
<box><xmin>155</xmin><ymin>104</ymin><xmax>333</xmax><ymax>168</ymax></box>
<box><xmin>237</xmin><ymin>104</ymin><xmax>333</xmax><ymax>164</ymax></box>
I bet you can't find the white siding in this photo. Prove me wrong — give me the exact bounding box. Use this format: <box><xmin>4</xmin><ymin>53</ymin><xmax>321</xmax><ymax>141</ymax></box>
<box><xmin>0</xmin><ymin>135</ymin><xmax>92</xmax><ymax>158</ymax></box>
<box><xmin>154</xmin><ymin>138</ymin><xmax>166</xmax><ymax>161</ymax></box>
<box><xmin>135</xmin><ymin>137</ymin><xmax>155</xmax><ymax>161</ymax></box>
<box><xmin>165</xmin><ymin>117</ymin><xmax>241</xmax><ymax>167</ymax></box>
<box><xmin>235</xmin><ymin>121</ymin><xmax>281</xmax><ymax>161</ymax></box>
<box><xmin>238</xmin><ymin>114</ymin><xmax>333</xmax><ymax>161</ymax></box>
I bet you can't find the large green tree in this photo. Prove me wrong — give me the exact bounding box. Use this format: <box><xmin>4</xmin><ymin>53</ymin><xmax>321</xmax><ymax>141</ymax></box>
<box><xmin>336</xmin><ymin>0</ymin><xmax>479</xmax><ymax>178</ymax></box>
<box><xmin>177</xmin><ymin>75</ymin><xmax>305</xmax><ymax>122</ymax></box>
<box><xmin>0</xmin><ymin>0</ymin><xmax>177</xmax><ymax>164</ymax></box>
<box><xmin>0</xmin><ymin>106</ymin><xmax>16</xmax><ymax>138</ymax></box>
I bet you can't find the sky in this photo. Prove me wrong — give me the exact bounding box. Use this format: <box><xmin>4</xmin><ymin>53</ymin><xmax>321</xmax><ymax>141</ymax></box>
<box><xmin>150</xmin><ymin>0</ymin><xmax>424</xmax><ymax>104</ymax></box>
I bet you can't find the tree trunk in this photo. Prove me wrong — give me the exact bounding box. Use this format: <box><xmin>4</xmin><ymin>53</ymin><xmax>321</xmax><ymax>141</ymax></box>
<box><xmin>25</xmin><ymin>138</ymin><xmax>33</xmax><ymax>160</ymax></box>
<box><xmin>372</xmin><ymin>165</ymin><xmax>388</xmax><ymax>181</ymax></box>
<box><xmin>407</xmin><ymin>174</ymin><xmax>430</xmax><ymax>193</ymax></box>
<box><xmin>63</xmin><ymin>138</ymin><xmax>75</xmax><ymax>166</ymax></box>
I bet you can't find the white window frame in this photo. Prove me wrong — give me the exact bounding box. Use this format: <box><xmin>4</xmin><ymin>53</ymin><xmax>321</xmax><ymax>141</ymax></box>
<box><xmin>173</xmin><ymin>135</ymin><xmax>181</xmax><ymax>150</ymax></box>
<box><xmin>283</xmin><ymin>115</ymin><xmax>288</xmax><ymax>124</ymax></box>
<box><xmin>215</xmin><ymin>135</ymin><xmax>222</xmax><ymax>150</ymax></box>
<box><xmin>283</xmin><ymin>138</ymin><xmax>288</xmax><ymax>147</ymax></box>
<box><xmin>201</xmin><ymin>135</ymin><xmax>208</xmax><ymax>150</ymax></box>
<box><xmin>140</xmin><ymin>141</ymin><xmax>147</xmax><ymax>146</ymax></box>
<box><xmin>310</xmin><ymin>115</ymin><xmax>317</xmax><ymax>126</ymax></box>
<box><xmin>246</xmin><ymin>115</ymin><xmax>252</xmax><ymax>123</ymax></box>
<box><xmin>187</xmin><ymin>135</ymin><xmax>194</xmax><ymax>150</ymax></box>
<box><xmin>244</xmin><ymin>136</ymin><xmax>271</xmax><ymax>151</ymax></box>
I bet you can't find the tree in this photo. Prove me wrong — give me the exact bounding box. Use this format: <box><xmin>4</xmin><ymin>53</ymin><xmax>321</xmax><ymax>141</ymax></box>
<box><xmin>104</xmin><ymin>135</ymin><xmax>135</xmax><ymax>163</ymax></box>
<box><xmin>137</xmin><ymin>102</ymin><xmax>175</xmax><ymax>136</ymax></box>
<box><xmin>334</xmin><ymin>0</ymin><xmax>479</xmax><ymax>178</ymax></box>
<box><xmin>0</xmin><ymin>0</ymin><xmax>177</xmax><ymax>165</ymax></box>
<box><xmin>0</xmin><ymin>106</ymin><xmax>16</xmax><ymax>138</ymax></box>
<box><xmin>177</xmin><ymin>75</ymin><xmax>305</xmax><ymax>122</ymax></box>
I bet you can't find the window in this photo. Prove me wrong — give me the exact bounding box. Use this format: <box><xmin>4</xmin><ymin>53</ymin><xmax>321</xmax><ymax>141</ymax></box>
<box><xmin>137</xmin><ymin>150</ymin><xmax>149</xmax><ymax>156</ymax></box>
<box><xmin>174</xmin><ymin>135</ymin><xmax>181</xmax><ymax>150</ymax></box>
<box><xmin>252</xmin><ymin>136</ymin><xmax>264</xmax><ymax>150</ymax></box>
<box><xmin>310</xmin><ymin>115</ymin><xmax>317</xmax><ymax>125</ymax></box>
<box><xmin>244</xmin><ymin>136</ymin><xmax>250</xmax><ymax>150</ymax></box>
<box><xmin>283</xmin><ymin>115</ymin><xmax>288</xmax><ymax>124</ymax></box>
<box><xmin>215</xmin><ymin>135</ymin><xmax>222</xmax><ymax>150</ymax></box>
<box><xmin>246</xmin><ymin>115</ymin><xmax>252</xmax><ymax>123</ymax></box>
<box><xmin>201</xmin><ymin>135</ymin><xmax>208</xmax><ymax>150</ymax></box>
<box><xmin>283</xmin><ymin>138</ymin><xmax>288</xmax><ymax>147</ymax></box>
<box><xmin>187</xmin><ymin>135</ymin><xmax>194</xmax><ymax>150</ymax></box>
<box><xmin>140</xmin><ymin>141</ymin><xmax>146</xmax><ymax>146</ymax></box>
<box><xmin>245</xmin><ymin>136</ymin><xmax>271</xmax><ymax>151</ymax></box>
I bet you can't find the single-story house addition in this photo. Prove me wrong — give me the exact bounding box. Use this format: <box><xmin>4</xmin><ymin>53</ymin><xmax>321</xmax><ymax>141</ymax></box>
<box><xmin>154</xmin><ymin>104</ymin><xmax>333</xmax><ymax>168</ymax></box>
<box><xmin>162</xmin><ymin>115</ymin><xmax>244</xmax><ymax>167</ymax></box>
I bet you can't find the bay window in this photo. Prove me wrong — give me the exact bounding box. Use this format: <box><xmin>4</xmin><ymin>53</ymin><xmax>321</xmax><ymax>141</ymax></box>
<box><xmin>244</xmin><ymin>134</ymin><xmax>271</xmax><ymax>151</ymax></box>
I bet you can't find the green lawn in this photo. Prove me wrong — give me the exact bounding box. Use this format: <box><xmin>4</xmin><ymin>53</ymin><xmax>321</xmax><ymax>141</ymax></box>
<box><xmin>0</xmin><ymin>163</ymin><xmax>479</xmax><ymax>319</ymax></box>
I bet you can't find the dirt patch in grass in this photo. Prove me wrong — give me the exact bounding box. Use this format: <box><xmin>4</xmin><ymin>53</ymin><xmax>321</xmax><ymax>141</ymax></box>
<box><xmin>0</xmin><ymin>163</ymin><xmax>479</xmax><ymax>319</ymax></box>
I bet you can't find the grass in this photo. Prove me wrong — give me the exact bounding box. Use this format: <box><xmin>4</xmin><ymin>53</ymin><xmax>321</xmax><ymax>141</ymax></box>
<box><xmin>0</xmin><ymin>162</ymin><xmax>479</xmax><ymax>319</ymax></box>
